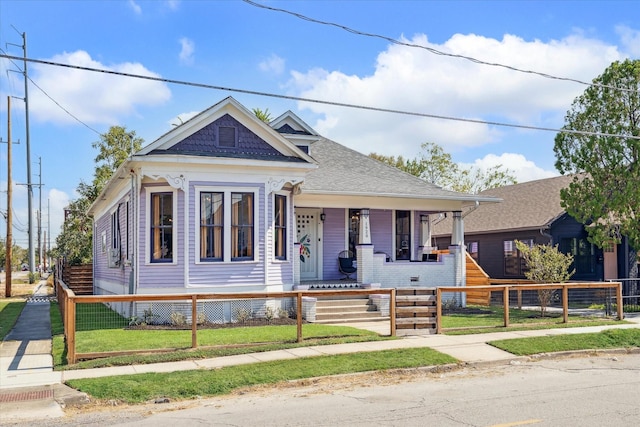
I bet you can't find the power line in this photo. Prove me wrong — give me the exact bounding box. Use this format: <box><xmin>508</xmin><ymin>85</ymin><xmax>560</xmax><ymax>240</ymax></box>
<box><xmin>241</xmin><ymin>0</ymin><xmax>639</xmax><ymax>95</ymax></box>
<box><xmin>0</xmin><ymin>47</ymin><xmax>102</xmax><ymax>136</ymax></box>
<box><xmin>1</xmin><ymin>53</ymin><xmax>639</xmax><ymax>141</ymax></box>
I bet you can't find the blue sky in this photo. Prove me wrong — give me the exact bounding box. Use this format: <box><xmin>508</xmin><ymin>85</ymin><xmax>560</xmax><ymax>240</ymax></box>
<box><xmin>0</xmin><ymin>0</ymin><xmax>639</xmax><ymax>249</ymax></box>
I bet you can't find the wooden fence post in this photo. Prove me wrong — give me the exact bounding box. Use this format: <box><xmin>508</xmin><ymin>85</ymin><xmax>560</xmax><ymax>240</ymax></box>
<box><xmin>191</xmin><ymin>295</ymin><xmax>198</xmax><ymax>349</ymax></box>
<box><xmin>390</xmin><ymin>288</ymin><xmax>396</xmax><ymax>337</ymax></box>
<box><xmin>67</xmin><ymin>297</ymin><xmax>76</xmax><ymax>365</ymax></box>
<box><xmin>562</xmin><ymin>285</ymin><xmax>569</xmax><ymax>323</ymax></box>
<box><xmin>616</xmin><ymin>282</ymin><xmax>624</xmax><ymax>320</ymax></box>
<box><xmin>436</xmin><ymin>288</ymin><xmax>442</xmax><ymax>334</ymax></box>
<box><xmin>296</xmin><ymin>292</ymin><xmax>303</xmax><ymax>343</ymax></box>
<box><xmin>503</xmin><ymin>286</ymin><xmax>510</xmax><ymax>327</ymax></box>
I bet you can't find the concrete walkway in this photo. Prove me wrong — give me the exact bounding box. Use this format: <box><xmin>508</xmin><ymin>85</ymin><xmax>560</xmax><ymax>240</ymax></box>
<box><xmin>2</xmin><ymin>289</ymin><xmax>640</xmax><ymax>423</ymax></box>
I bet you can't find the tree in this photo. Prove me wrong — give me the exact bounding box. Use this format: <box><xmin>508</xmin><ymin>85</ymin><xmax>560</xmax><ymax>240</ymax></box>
<box><xmin>53</xmin><ymin>126</ymin><xmax>143</xmax><ymax>265</ymax></box>
<box><xmin>370</xmin><ymin>142</ymin><xmax>517</xmax><ymax>193</ymax></box>
<box><xmin>515</xmin><ymin>241</ymin><xmax>575</xmax><ymax>317</ymax></box>
<box><xmin>553</xmin><ymin>59</ymin><xmax>640</xmax><ymax>280</ymax></box>
<box><xmin>253</xmin><ymin>107</ymin><xmax>273</xmax><ymax>123</ymax></box>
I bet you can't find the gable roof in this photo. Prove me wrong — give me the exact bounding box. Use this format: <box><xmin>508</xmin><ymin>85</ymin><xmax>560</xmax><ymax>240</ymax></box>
<box><xmin>433</xmin><ymin>174</ymin><xmax>575</xmax><ymax>236</ymax></box>
<box><xmin>137</xmin><ymin>97</ymin><xmax>315</xmax><ymax>164</ymax></box>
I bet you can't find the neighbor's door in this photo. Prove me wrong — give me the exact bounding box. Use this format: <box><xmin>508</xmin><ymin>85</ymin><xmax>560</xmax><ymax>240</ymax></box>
<box><xmin>296</xmin><ymin>209</ymin><xmax>320</xmax><ymax>280</ymax></box>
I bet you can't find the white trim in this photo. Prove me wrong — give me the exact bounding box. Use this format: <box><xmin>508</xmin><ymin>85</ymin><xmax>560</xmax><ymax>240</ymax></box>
<box><xmin>144</xmin><ymin>186</ymin><xmax>179</xmax><ymax>266</ymax></box>
<box><xmin>194</xmin><ymin>185</ymin><xmax>260</xmax><ymax>264</ymax></box>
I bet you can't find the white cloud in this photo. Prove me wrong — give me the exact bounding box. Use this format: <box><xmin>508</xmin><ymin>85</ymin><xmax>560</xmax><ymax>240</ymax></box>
<box><xmin>128</xmin><ymin>0</ymin><xmax>142</xmax><ymax>15</ymax></box>
<box><xmin>616</xmin><ymin>25</ymin><xmax>640</xmax><ymax>56</ymax></box>
<box><xmin>288</xmin><ymin>32</ymin><xmax>625</xmax><ymax>159</ymax></box>
<box><xmin>178</xmin><ymin>37</ymin><xmax>195</xmax><ymax>66</ymax></box>
<box><xmin>165</xmin><ymin>0</ymin><xmax>180</xmax><ymax>11</ymax></box>
<box><xmin>168</xmin><ymin>111</ymin><xmax>199</xmax><ymax>127</ymax></box>
<box><xmin>30</xmin><ymin>50</ymin><xmax>171</xmax><ymax>125</ymax></box>
<box><xmin>460</xmin><ymin>153</ymin><xmax>558</xmax><ymax>183</ymax></box>
<box><xmin>46</xmin><ymin>188</ymin><xmax>71</xmax><ymax>243</ymax></box>
<box><xmin>259</xmin><ymin>54</ymin><xmax>285</xmax><ymax>75</ymax></box>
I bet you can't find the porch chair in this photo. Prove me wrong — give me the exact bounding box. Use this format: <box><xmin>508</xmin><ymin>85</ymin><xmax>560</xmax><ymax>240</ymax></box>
<box><xmin>338</xmin><ymin>250</ymin><xmax>357</xmax><ymax>280</ymax></box>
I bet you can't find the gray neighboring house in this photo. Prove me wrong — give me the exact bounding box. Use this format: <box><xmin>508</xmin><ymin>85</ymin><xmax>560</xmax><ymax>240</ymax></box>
<box><xmin>88</xmin><ymin>97</ymin><xmax>499</xmax><ymax>317</ymax></box>
<box><xmin>433</xmin><ymin>175</ymin><xmax>636</xmax><ymax>282</ymax></box>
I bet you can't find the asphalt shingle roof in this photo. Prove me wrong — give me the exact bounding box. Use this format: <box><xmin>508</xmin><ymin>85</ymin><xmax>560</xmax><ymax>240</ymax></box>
<box><xmin>433</xmin><ymin>174</ymin><xmax>577</xmax><ymax>235</ymax></box>
<box><xmin>302</xmin><ymin>137</ymin><xmax>479</xmax><ymax>200</ymax></box>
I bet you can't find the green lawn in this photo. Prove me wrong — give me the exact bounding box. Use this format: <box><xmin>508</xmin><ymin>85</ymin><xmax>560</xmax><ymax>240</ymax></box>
<box><xmin>66</xmin><ymin>347</ymin><xmax>457</xmax><ymax>404</ymax></box>
<box><xmin>51</xmin><ymin>302</ymin><xmax>392</xmax><ymax>370</ymax></box>
<box><xmin>441</xmin><ymin>305</ymin><xmax>623</xmax><ymax>334</ymax></box>
<box><xmin>489</xmin><ymin>328</ymin><xmax>640</xmax><ymax>355</ymax></box>
<box><xmin>0</xmin><ymin>301</ymin><xmax>26</xmax><ymax>340</ymax></box>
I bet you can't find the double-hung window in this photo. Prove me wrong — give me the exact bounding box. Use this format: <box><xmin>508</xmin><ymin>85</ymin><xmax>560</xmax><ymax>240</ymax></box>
<box><xmin>197</xmin><ymin>187</ymin><xmax>256</xmax><ymax>263</ymax></box>
<box><xmin>200</xmin><ymin>192</ymin><xmax>223</xmax><ymax>261</ymax></box>
<box><xmin>150</xmin><ymin>192</ymin><xmax>174</xmax><ymax>263</ymax></box>
<box><xmin>274</xmin><ymin>194</ymin><xmax>287</xmax><ymax>260</ymax></box>
<box><xmin>231</xmin><ymin>192</ymin><xmax>254</xmax><ymax>260</ymax></box>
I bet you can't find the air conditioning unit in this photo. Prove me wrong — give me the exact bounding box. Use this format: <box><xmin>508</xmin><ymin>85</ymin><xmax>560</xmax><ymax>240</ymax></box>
<box><xmin>107</xmin><ymin>248</ymin><xmax>121</xmax><ymax>268</ymax></box>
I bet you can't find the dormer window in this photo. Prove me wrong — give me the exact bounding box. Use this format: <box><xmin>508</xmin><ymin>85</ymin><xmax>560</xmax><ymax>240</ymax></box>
<box><xmin>218</xmin><ymin>126</ymin><xmax>237</xmax><ymax>148</ymax></box>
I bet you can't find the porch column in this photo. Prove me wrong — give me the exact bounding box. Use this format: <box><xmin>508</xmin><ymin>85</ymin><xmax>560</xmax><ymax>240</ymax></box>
<box><xmin>357</xmin><ymin>209</ymin><xmax>373</xmax><ymax>283</ymax></box>
<box><xmin>451</xmin><ymin>211</ymin><xmax>464</xmax><ymax>247</ymax></box>
<box><xmin>358</xmin><ymin>208</ymin><xmax>371</xmax><ymax>245</ymax></box>
<box><xmin>419</xmin><ymin>214</ymin><xmax>433</xmax><ymax>257</ymax></box>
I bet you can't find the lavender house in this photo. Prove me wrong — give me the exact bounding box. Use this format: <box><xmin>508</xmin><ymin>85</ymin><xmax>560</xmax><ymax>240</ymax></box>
<box><xmin>88</xmin><ymin>97</ymin><xmax>498</xmax><ymax>305</ymax></box>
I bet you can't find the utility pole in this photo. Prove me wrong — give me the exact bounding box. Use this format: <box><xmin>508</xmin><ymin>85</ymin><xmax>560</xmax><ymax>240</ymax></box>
<box><xmin>37</xmin><ymin>156</ymin><xmax>42</xmax><ymax>274</ymax></box>
<box><xmin>23</xmin><ymin>32</ymin><xmax>35</xmax><ymax>275</ymax></box>
<box><xmin>5</xmin><ymin>97</ymin><xmax>14</xmax><ymax>297</ymax></box>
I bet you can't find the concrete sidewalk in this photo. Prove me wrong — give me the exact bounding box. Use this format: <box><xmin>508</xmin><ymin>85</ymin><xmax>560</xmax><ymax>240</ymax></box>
<box><xmin>2</xmin><ymin>292</ymin><xmax>640</xmax><ymax>423</ymax></box>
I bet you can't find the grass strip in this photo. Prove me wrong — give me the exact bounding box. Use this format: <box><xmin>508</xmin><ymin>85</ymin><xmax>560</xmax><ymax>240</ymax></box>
<box><xmin>66</xmin><ymin>347</ymin><xmax>457</xmax><ymax>404</ymax></box>
<box><xmin>0</xmin><ymin>301</ymin><xmax>26</xmax><ymax>340</ymax></box>
<box><xmin>489</xmin><ymin>328</ymin><xmax>640</xmax><ymax>355</ymax></box>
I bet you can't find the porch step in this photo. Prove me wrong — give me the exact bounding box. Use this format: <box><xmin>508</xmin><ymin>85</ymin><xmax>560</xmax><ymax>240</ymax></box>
<box><xmin>313</xmin><ymin>297</ymin><xmax>387</xmax><ymax>323</ymax></box>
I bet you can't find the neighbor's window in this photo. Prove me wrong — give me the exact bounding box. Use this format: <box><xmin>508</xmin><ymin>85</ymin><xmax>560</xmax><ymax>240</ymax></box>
<box><xmin>274</xmin><ymin>194</ymin><xmax>287</xmax><ymax>260</ymax></box>
<box><xmin>560</xmin><ymin>237</ymin><xmax>595</xmax><ymax>276</ymax></box>
<box><xmin>396</xmin><ymin>210</ymin><xmax>411</xmax><ymax>260</ymax></box>
<box><xmin>504</xmin><ymin>239</ymin><xmax>532</xmax><ymax>276</ymax></box>
<box><xmin>200</xmin><ymin>192</ymin><xmax>223</xmax><ymax>261</ymax></box>
<box><xmin>231</xmin><ymin>192</ymin><xmax>254</xmax><ymax>260</ymax></box>
<box><xmin>468</xmin><ymin>241</ymin><xmax>479</xmax><ymax>261</ymax></box>
<box><xmin>150</xmin><ymin>192</ymin><xmax>173</xmax><ymax>262</ymax></box>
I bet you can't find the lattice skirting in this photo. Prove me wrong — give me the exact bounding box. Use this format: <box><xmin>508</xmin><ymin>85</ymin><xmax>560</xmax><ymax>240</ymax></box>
<box><xmin>121</xmin><ymin>298</ymin><xmax>296</xmax><ymax>325</ymax></box>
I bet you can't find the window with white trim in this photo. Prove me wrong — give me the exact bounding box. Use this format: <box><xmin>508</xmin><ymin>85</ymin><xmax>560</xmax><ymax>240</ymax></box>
<box><xmin>196</xmin><ymin>187</ymin><xmax>257</xmax><ymax>263</ymax></box>
<box><xmin>200</xmin><ymin>192</ymin><xmax>223</xmax><ymax>261</ymax></box>
<box><xmin>274</xmin><ymin>194</ymin><xmax>287</xmax><ymax>260</ymax></box>
<box><xmin>231</xmin><ymin>192</ymin><xmax>254</xmax><ymax>260</ymax></box>
<box><xmin>150</xmin><ymin>192</ymin><xmax>173</xmax><ymax>262</ymax></box>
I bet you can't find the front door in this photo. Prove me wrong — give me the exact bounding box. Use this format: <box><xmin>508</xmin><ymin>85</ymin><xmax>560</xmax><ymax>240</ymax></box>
<box><xmin>296</xmin><ymin>209</ymin><xmax>320</xmax><ymax>280</ymax></box>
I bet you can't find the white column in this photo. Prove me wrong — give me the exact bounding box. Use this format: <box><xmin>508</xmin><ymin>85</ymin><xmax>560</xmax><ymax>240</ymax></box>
<box><xmin>451</xmin><ymin>211</ymin><xmax>464</xmax><ymax>247</ymax></box>
<box><xmin>419</xmin><ymin>214</ymin><xmax>432</xmax><ymax>257</ymax></box>
<box><xmin>359</xmin><ymin>208</ymin><xmax>371</xmax><ymax>245</ymax></box>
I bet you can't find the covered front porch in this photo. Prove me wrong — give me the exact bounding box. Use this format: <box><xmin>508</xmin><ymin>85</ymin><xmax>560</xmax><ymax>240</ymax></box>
<box><xmin>293</xmin><ymin>205</ymin><xmax>468</xmax><ymax>292</ymax></box>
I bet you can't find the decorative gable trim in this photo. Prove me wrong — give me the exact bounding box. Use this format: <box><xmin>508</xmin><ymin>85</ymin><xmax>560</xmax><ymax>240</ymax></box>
<box><xmin>137</xmin><ymin>97</ymin><xmax>316</xmax><ymax>165</ymax></box>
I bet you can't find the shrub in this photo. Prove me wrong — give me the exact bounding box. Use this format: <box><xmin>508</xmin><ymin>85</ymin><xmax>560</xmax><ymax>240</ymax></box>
<box><xmin>516</xmin><ymin>241</ymin><xmax>575</xmax><ymax>317</ymax></box>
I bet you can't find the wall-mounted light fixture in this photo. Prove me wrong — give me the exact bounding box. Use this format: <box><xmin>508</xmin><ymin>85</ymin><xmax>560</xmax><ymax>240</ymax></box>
<box><xmin>320</xmin><ymin>213</ymin><xmax>326</xmax><ymax>222</ymax></box>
